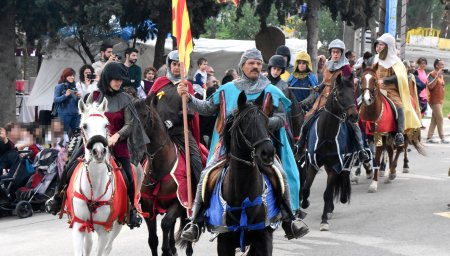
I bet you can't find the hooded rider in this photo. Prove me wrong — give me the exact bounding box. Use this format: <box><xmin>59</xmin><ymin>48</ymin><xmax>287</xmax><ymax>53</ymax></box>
<box><xmin>373</xmin><ymin>33</ymin><xmax>421</xmax><ymax>145</ymax></box>
<box><xmin>178</xmin><ymin>48</ymin><xmax>309</xmax><ymax>242</ymax></box>
<box><xmin>295</xmin><ymin>39</ymin><xmax>370</xmax><ymax>163</ymax></box>
<box><xmin>287</xmin><ymin>51</ymin><xmax>319</xmax><ymax>110</ymax></box>
<box><xmin>46</xmin><ymin>62</ymin><xmax>150</xmax><ymax>229</ymax></box>
<box><xmin>276</xmin><ymin>45</ymin><xmax>295</xmax><ymax>81</ymax></box>
<box><xmin>149</xmin><ymin>50</ymin><xmax>203</xmax><ymax>183</ymax></box>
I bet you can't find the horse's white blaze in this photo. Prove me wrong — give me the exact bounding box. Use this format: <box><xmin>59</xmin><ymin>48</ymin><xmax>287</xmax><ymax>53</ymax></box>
<box><xmin>363</xmin><ymin>73</ymin><xmax>373</xmax><ymax>105</ymax></box>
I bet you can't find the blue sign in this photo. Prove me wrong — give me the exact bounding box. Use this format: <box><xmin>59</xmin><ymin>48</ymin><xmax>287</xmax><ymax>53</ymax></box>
<box><xmin>385</xmin><ymin>0</ymin><xmax>398</xmax><ymax>36</ymax></box>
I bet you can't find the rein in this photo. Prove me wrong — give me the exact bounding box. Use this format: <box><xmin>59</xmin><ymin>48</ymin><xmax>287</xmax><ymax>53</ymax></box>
<box><xmin>228</xmin><ymin>106</ymin><xmax>272</xmax><ymax>167</ymax></box>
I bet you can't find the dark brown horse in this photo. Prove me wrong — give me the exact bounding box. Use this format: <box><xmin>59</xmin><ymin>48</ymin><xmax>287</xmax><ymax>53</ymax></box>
<box><xmin>300</xmin><ymin>74</ymin><xmax>358</xmax><ymax>231</ymax></box>
<box><xmin>205</xmin><ymin>91</ymin><xmax>280</xmax><ymax>255</ymax></box>
<box><xmin>135</xmin><ymin>95</ymin><xmax>193</xmax><ymax>256</ymax></box>
<box><xmin>359</xmin><ymin>68</ymin><xmax>425</xmax><ymax>193</ymax></box>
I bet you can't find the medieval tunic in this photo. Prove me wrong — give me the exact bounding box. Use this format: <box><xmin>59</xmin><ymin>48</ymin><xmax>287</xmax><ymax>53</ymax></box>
<box><xmin>374</xmin><ymin>64</ymin><xmax>403</xmax><ymax>107</ymax></box>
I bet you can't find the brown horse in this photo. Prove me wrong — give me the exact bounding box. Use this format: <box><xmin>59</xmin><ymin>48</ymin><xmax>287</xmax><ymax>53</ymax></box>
<box><xmin>359</xmin><ymin>68</ymin><xmax>425</xmax><ymax>193</ymax></box>
<box><xmin>135</xmin><ymin>95</ymin><xmax>193</xmax><ymax>256</ymax></box>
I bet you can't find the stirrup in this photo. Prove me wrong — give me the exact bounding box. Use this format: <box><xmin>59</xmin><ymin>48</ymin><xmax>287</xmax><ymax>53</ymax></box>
<box><xmin>284</xmin><ymin>219</ymin><xmax>310</xmax><ymax>240</ymax></box>
<box><xmin>181</xmin><ymin>222</ymin><xmax>201</xmax><ymax>243</ymax></box>
<box><xmin>127</xmin><ymin>209</ymin><xmax>142</xmax><ymax>229</ymax></box>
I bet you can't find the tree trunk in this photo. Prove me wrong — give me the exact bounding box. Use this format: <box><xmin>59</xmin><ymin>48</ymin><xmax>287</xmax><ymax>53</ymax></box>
<box><xmin>379</xmin><ymin>0</ymin><xmax>386</xmax><ymax>35</ymax></box>
<box><xmin>154</xmin><ymin>16</ymin><xmax>171</xmax><ymax>69</ymax></box>
<box><xmin>400</xmin><ymin>0</ymin><xmax>407</xmax><ymax>59</ymax></box>
<box><xmin>78</xmin><ymin>31</ymin><xmax>94</xmax><ymax>64</ymax></box>
<box><xmin>0</xmin><ymin>7</ymin><xmax>17</xmax><ymax>126</ymax></box>
<box><xmin>306</xmin><ymin>0</ymin><xmax>321</xmax><ymax>74</ymax></box>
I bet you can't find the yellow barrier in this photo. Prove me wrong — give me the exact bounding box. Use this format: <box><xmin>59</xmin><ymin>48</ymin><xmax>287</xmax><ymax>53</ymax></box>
<box><xmin>406</xmin><ymin>27</ymin><xmax>441</xmax><ymax>43</ymax></box>
<box><xmin>438</xmin><ymin>38</ymin><xmax>450</xmax><ymax>50</ymax></box>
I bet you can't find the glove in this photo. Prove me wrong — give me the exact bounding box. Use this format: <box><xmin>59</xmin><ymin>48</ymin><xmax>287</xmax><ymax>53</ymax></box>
<box><xmin>164</xmin><ymin>120</ymin><xmax>173</xmax><ymax>129</ymax></box>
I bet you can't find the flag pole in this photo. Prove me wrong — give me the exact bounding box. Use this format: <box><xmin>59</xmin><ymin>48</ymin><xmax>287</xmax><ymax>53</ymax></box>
<box><xmin>180</xmin><ymin>62</ymin><xmax>193</xmax><ymax>213</ymax></box>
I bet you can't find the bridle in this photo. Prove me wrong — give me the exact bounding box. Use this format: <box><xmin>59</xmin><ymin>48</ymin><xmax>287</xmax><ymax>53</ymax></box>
<box><xmin>360</xmin><ymin>71</ymin><xmax>379</xmax><ymax>103</ymax></box>
<box><xmin>324</xmin><ymin>85</ymin><xmax>356</xmax><ymax>122</ymax></box>
<box><xmin>80</xmin><ymin>113</ymin><xmax>110</xmax><ymax>164</ymax></box>
<box><xmin>228</xmin><ymin>106</ymin><xmax>272</xmax><ymax>167</ymax></box>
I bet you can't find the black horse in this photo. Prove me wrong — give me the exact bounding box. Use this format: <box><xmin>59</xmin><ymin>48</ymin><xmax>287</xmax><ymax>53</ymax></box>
<box><xmin>205</xmin><ymin>91</ymin><xmax>280</xmax><ymax>256</ymax></box>
<box><xmin>300</xmin><ymin>74</ymin><xmax>359</xmax><ymax>231</ymax></box>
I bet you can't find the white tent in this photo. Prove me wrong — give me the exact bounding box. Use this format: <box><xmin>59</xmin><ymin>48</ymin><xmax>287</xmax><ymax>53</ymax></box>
<box><xmin>28</xmin><ymin>38</ymin><xmax>310</xmax><ymax>107</ymax></box>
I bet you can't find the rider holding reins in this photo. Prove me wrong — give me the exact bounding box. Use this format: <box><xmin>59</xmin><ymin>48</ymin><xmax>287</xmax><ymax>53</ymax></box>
<box><xmin>295</xmin><ymin>39</ymin><xmax>370</xmax><ymax>163</ymax></box>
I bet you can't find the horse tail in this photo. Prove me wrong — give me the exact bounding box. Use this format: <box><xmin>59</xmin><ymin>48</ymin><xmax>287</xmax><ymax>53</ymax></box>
<box><xmin>175</xmin><ymin>216</ymin><xmax>189</xmax><ymax>249</ymax></box>
<box><xmin>334</xmin><ymin>171</ymin><xmax>351</xmax><ymax>204</ymax></box>
<box><xmin>410</xmin><ymin>137</ymin><xmax>427</xmax><ymax>156</ymax></box>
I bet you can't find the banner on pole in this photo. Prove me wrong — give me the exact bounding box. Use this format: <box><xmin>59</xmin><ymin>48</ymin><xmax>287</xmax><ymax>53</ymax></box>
<box><xmin>172</xmin><ymin>0</ymin><xmax>193</xmax><ymax>74</ymax></box>
<box><xmin>385</xmin><ymin>0</ymin><xmax>398</xmax><ymax>37</ymax></box>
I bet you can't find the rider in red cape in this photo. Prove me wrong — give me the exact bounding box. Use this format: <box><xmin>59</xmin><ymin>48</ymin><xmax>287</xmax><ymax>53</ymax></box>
<box><xmin>47</xmin><ymin>62</ymin><xmax>150</xmax><ymax>229</ymax></box>
<box><xmin>149</xmin><ymin>50</ymin><xmax>204</xmax><ymax>184</ymax></box>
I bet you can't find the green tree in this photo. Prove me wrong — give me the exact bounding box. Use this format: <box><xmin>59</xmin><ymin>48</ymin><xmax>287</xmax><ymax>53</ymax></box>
<box><xmin>202</xmin><ymin>3</ymin><xmax>281</xmax><ymax>40</ymax></box>
<box><xmin>406</xmin><ymin>0</ymin><xmax>444</xmax><ymax>29</ymax></box>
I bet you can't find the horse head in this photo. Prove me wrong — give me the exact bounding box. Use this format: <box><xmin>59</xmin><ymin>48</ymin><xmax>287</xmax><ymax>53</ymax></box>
<box><xmin>78</xmin><ymin>97</ymin><xmax>109</xmax><ymax>163</ymax></box>
<box><xmin>360</xmin><ymin>67</ymin><xmax>379</xmax><ymax>106</ymax></box>
<box><xmin>225</xmin><ymin>90</ymin><xmax>274</xmax><ymax>167</ymax></box>
<box><xmin>331</xmin><ymin>74</ymin><xmax>359</xmax><ymax>123</ymax></box>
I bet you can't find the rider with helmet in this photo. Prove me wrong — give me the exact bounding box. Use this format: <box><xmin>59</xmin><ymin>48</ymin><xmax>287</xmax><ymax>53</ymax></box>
<box><xmin>295</xmin><ymin>39</ymin><xmax>370</xmax><ymax>163</ymax></box>
<box><xmin>46</xmin><ymin>62</ymin><xmax>149</xmax><ymax>229</ymax></box>
<box><xmin>372</xmin><ymin>33</ymin><xmax>421</xmax><ymax>146</ymax></box>
<box><xmin>287</xmin><ymin>51</ymin><xmax>319</xmax><ymax>110</ymax></box>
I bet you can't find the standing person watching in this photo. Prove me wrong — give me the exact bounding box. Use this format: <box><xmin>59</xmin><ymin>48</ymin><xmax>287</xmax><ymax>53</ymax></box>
<box><xmin>137</xmin><ymin>66</ymin><xmax>157</xmax><ymax>99</ymax></box>
<box><xmin>92</xmin><ymin>43</ymin><xmax>119</xmax><ymax>77</ymax></box>
<box><xmin>426</xmin><ymin>59</ymin><xmax>449</xmax><ymax>144</ymax></box>
<box><xmin>53</xmin><ymin>68</ymin><xmax>81</xmax><ymax>136</ymax></box>
<box><xmin>413</xmin><ymin>57</ymin><xmax>428</xmax><ymax>122</ymax></box>
<box><xmin>123</xmin><ymin>48</ymin><xmax>142</xmax><ymax>92</ymax></box>
<box><xmin>76</xmin><ymin>65</ymin><xmax>98</xmax><ymax>99</ymax></box>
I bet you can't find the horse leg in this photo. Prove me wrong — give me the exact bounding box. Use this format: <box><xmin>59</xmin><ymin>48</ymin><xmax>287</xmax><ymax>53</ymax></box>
<box><xmin>385</xmin><ymin>146</ymin><xmax>396</xmax><ymax>183</ymax></box>
<box><xmin>84</xmin><ymin>231</ymin><xmax>93</xmax><ymax>256</ymax></box>
<box><xmin>71</xmin><ymin>223</ymin><xmax>86</xmax><ymax>256</ymax></box>
<box><xmin>161</xmin><ymin>203</ymin><xmax>183</xmax><ymax>256</ymax></box>
<box><xmin>217</xmin><ymin>233</ymin><xmax>237</xmax><ymax>256</ymax></box>
<box><xmin>169</xmin><ymin>225</ymin><xmax>177</xmax><ymax>256</ymax></box>
<box><xmin>141</xmin><ymin>200</ymin><xmax>159</xmax><ymax>256</ymax></box>
<box><xmin>368</xmin><ymin>145</ymin><xmax>382</xmax><ymax>193</ymax></box>
<box><xmin>301</xmin><ymin>165</ymin><xmax>318</xmax><ymax>209</ymax></box>
<box><xmin>320</xmin><ymin>169</ymin><xmax>336</xmax><ymax>231</ymax></box>
<box><xmin>379</xmin><ymin>148</ymin><xmax>386</xmax><ymax>177</ymax></box>
<box><xmin>247</xmin><ymin>229</ymin><xmax>273</xmax><ymax>256</ymax></box>
<box><xmin>403</xmin><ymin>142</ymin><xmax>410</xmax><ymax>173</ymax></box>
<box><xmin>98</xmin><ymin>222</ymin><xmax>122</xmax><ymax>256</ymax></box>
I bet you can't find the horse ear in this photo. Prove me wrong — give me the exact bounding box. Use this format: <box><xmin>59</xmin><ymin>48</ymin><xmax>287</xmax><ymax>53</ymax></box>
<box><xmin>237</xmin><ymin>91</ymin><xmax>247</xmax><ymax>110</ymax></box>
<box><xmin>78</xmin><ymin>97</ymin><xmax>86</xmax><ymax>114</ymax></box>
<box><xmin>146</xmin><ymin>92</ymin><xmax>157</xmax><ymax>108</ymax></box>
<box><xmin>86</xmin><ymin>92</ymin><xmax>94</xmax><ymax>105</ymax></box>
<box><xmin>254</xmin><ymin>90</ymin><xmax>265</xmax><ymax>108</ymax></box>
<box><xmin>362</xmin><ymin>62</ymin><xmax>367</xmax><ymax>71</ymax></box>
<box><xmin>98</xmin><ymin>98</ymin><xmax>108</xmax><ymax>112</ymax></box>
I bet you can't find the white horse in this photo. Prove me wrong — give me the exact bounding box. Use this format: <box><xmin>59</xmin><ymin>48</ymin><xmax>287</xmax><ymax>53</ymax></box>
<box><xmin>66</xmin><ymin>97</ymin><xmax>143</xmax><ymax>256</ymax></box>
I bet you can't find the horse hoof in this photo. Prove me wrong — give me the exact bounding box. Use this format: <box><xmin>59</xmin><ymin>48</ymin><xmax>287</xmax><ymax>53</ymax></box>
<box><xmin>350</xmin><ymin>173</ymin><xmax>359</xmax><ymax>184</ymax></box>
<box><xmin>327</xmin><ymin>213</ymin><xmax>333</xmax><ymax>220</ymax></box>
<box><xmin>379</xmin><ymin>171</ymin><xmax>385</xmax><ymax>177</ymax></box>
<box><xmin>368</xmin><ymin>182</ymin><xmax>378</xmax><ymax>193</ymax></box>
<box><xmin>403</xmin><ymin>168</ymin><xmax>409</xmax><ymax>173</ymax></box>
<box><xmin>384</xmin><ymin>177</ymin><xmax>392</xmax><ymax>184</ymax></box>
<box><xmin>320</xmin><ymin>223</ymin><xmax>329</xmax><ymax>231</ymax></box>
<box><xmin>389</xmin><ymin>173</ymin><xmax>396</xmax><ymax>180</ymax></box>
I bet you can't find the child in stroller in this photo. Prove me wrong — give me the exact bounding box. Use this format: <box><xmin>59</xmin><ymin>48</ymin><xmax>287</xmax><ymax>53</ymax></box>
<box><xmin>14</xmin><ymin>149</ymin><xmax>59</xmax><ymax>217</ymax></box>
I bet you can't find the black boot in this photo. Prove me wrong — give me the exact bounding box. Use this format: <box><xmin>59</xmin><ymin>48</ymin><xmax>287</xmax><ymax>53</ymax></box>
<box><xmin>349</xmin><ymin>122</ymin><xmax>370</xmax><ymax>163</ymax></box>
<box><xmin>395</xmin><ymin>107</ymin><xmax>405</xmax><ymax>146</ymax></box>
<box><xmin>280</xmin><ymin>198</ymin><xmax>309</xmax><ymax>240</ymax></box>
<box><xmin>181</xmin><ymin>205</ymin><xmax>205</xmax><ymax>242</ymax></box>
<box><xmin>126</xmin><ymin>181</ymin><xmax>142</xmax><ymax>229</ymax></box>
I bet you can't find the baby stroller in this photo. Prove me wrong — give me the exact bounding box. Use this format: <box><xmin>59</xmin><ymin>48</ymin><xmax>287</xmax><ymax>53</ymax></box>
<box><xmin>0</xmin><ymin>150</ymin><xmax>35</xmax><ymax>217</ymax></box>
<box><xmin>13</xmin><ymin>148</ymin><xmax>59</xmax><ymax>218</ymax></box>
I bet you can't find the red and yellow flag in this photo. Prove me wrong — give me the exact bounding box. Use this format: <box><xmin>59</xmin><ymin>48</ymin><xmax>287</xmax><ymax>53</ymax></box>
<box><xmin>218</xmin><ymin>0</ymin><xmax>239</xmax><ymax>6</ymax></box>
<box><xmin>172</xmin><ymin>0</ymin><xmax>193</xmax><ymax>75</ymax></box>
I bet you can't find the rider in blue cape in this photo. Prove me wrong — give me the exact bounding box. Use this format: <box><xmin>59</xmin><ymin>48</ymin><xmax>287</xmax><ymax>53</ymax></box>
<box><xmin>178</xmin><ymin>48</ymin><xmax>309</xmax><ymax>242</ymax></box>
